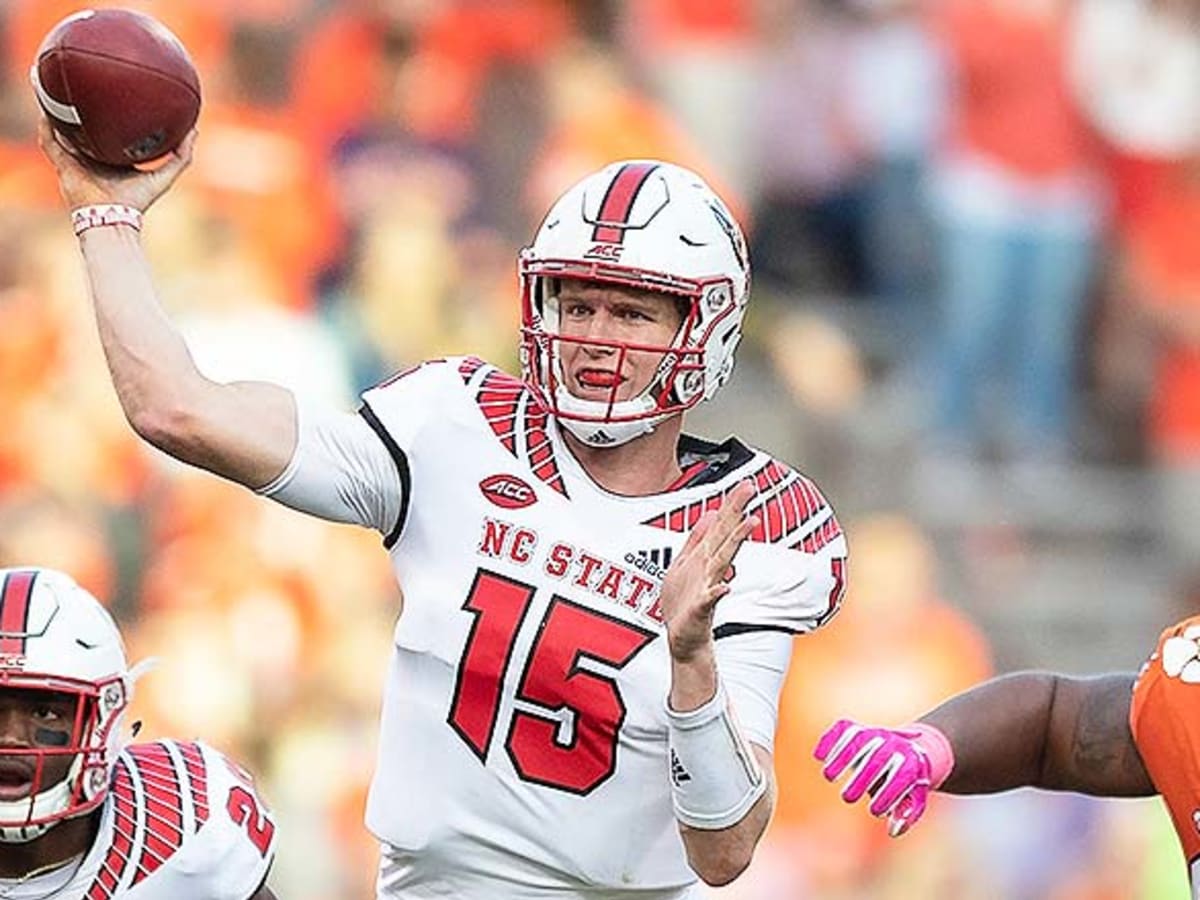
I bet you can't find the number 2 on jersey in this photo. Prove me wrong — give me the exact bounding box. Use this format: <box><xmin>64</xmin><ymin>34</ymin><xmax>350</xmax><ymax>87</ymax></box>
<box><xmin>448</xmin><ymin>569</ymin><xmax>656</xmax><ymax>794</ymax></box>
<box><xmin>227</xmin><ymin>785</ymin><xmax>275</xmax><ymax>856</ymax></box>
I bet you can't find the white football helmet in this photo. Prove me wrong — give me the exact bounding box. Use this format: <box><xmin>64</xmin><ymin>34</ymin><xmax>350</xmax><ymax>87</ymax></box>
<box><xmin>0</xmin><ymin>568</ymin><xmax>132</xmax><ymax>842</ymax></box>
<box><xmin>519</xmin><ymin>160</ymin><xmax>751</xmax><ymax>447</ymax></box>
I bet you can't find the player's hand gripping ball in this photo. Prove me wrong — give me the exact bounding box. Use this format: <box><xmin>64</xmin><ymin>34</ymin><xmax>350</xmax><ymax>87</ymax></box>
<box><xmin>31</xmin><ymin>9</ymin><xmax>201</xmax><ymax>168</ymax></box>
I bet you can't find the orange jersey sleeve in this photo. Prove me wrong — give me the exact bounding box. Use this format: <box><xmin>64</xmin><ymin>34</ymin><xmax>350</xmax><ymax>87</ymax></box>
<box><xmin>1130</xmin><ymin>615</ymin><xmax>1200</xmax><ymax>868</ymax></box>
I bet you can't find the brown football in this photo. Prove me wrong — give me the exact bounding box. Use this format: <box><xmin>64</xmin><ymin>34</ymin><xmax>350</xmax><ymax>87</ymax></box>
<box><xmin>31</xmin><ymin>9</ymin><xmax>201</xmax><ymax>168</ymax></box>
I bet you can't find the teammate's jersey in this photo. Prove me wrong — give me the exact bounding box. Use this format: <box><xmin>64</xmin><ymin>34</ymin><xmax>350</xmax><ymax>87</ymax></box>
<box><xmin>1130</xmin><ymin>615</ymin><xmax>1200</xmax><ymax>898</ymax></box>
<box><xmin>358</xmin><ymin>357</ymin><xmax>848</xmax><ymax>897</ymax></box>
<box><xmin>26</xmin><ymin>739</ymin><xmax>276</xmax><ymax>900</ymax></box>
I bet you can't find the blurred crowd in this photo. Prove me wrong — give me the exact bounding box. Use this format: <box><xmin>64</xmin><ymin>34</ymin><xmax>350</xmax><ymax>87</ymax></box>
<box><xmin>2</xmin><ymin>0</ymin><xmax>1199</xmax><ymax>897</ymax></box>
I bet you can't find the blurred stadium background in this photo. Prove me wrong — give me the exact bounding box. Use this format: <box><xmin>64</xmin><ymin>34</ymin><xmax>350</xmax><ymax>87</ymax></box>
<box><xmin>2</xmin><ymin>0</ymin><xmax>1198</xmax><ymax>896</ymax></box>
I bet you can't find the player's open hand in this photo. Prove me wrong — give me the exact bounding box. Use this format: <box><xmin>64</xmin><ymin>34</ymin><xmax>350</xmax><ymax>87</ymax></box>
<box><xmin>37</xmin><ymin>115</ymin><xmax>195</xmax><ymax>213</ymax></box>
<box><xmin>658</xmin><ymin>480</ymin><xmax>757</xmax><ymax>663</ymax></box>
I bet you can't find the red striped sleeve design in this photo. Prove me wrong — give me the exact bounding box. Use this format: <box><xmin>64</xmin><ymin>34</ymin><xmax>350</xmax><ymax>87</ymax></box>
<box><xmin>641</xmin><ymin>462</ymin><xmax>840</xmax><ymax>551</ymax></box>
<box><xmin>130</xmin><ymin>743</ymin><xmax>185</xmax><ymax>884</ymax></box>
<box><xmin>86</xmin><ymin>759</ymin><xmax>136</xmax><ymax>900</ymax></box>
<box><xmin>176</xmin><ymin>740</ymin><xmax>210</xmax><ymax>826</ymax></box>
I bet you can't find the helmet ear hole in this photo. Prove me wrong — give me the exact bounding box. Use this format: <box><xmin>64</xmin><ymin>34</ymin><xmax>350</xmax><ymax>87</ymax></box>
<box><xmin>536</xmin><ymin>277</ymin><xmax>561</xmax><ymax>314</ymax></box>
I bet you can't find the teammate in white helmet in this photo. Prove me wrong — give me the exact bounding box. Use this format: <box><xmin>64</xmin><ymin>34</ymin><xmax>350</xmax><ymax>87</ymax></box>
<box><xmin>0</xmin><ymin>566</ymin><xmax>277</xmax><ymax>899</ymax></box>
<box><xmin>39</xmin><ymin>117</ymin><xmax>847</xmax><ymax>898</ymax></box>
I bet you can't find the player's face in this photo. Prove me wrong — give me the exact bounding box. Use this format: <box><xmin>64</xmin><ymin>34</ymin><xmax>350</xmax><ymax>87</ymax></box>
<box><xmin>555</xmin><ymin>281</ymin><xmax>685</xmax><ymax>403</ymax></box>
<box><xmin>0</xmin><ymin>688</ymin><xmax>79</xmax><ymax>801</ymax></box>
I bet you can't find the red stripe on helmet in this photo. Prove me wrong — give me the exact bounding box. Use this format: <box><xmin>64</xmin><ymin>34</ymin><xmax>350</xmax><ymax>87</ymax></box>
<box><xmin>0</xmin><ymin>571</ymin><xmax>36</xmax><ymax>655</ymax></box>
<box><xmin>592</xmin><ymin>162</ymin><xmax>659</xmax><ymax>244</ymax></box>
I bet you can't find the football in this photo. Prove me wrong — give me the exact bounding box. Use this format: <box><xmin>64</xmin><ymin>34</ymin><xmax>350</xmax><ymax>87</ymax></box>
<box><xmin>31</xmin><ymin>9</ymin><xmax>201</xmax><ymax>168</ymax></box>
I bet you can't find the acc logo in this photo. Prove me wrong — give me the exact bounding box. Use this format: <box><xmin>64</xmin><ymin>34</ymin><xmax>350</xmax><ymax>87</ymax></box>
<box><xmin>0</xmin><ymin>654</ymin><xmax>26</xmax><ymax>669</ymax></box>
<box><xmin>584</xmin><ymin>243</ymin><xmax>624</xmax><ymax>262</ymax></box>
<box><xmin>479</xmin><ymin>474</ymin><xmax>537</xmax><ymax>510</ymax></box>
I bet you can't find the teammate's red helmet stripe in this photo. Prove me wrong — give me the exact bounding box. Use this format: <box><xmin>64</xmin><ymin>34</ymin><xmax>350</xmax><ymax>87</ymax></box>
<box><xmin>0</xmin><ymin>570</ymin><xmax>36</xmax><ymax>654</ymax></box>
<box><xmin>592</xmin><ymin>162</ymin><xmax>659</xmax><ymax>244</ymax></box>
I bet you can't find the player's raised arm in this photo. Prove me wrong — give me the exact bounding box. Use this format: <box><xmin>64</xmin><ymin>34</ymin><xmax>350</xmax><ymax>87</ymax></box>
<box><xmin>658</xmin><ymin>481</ymin><xmax>775</xmax><ymax>885</ymax></box>
<box><xmin>37</xmin><ymin>117</ymin><xmax>298</xmax><ymax>490</ymax></box>
<box><xmin>814</xmin><ymin>671</ymin><xmax>1154</xmax><ymax>837</ymax></box>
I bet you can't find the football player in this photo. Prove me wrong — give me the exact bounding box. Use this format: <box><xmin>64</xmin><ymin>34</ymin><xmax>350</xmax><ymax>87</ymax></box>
<box><xmin>0</xmin><ymin>566</ymin><xmax>277</xmax><ymax>898</ymax></box>
<box><xmin>811</xmin><ymin>618</ymin><xmax>1200</xmax><ymax>888</ymax></box>
<box><xmin>38</xmin><ymin>119</ymin><xmax>848</xmax><ymax>897</ymax></box>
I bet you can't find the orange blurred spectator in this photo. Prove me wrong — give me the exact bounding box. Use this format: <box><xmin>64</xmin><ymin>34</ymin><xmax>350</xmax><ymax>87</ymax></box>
<box><xmin>931</xmin><ymin>0</ymin><xmax>1098</xmax><ymax>181</ymax></box>
<box><xmin>1122</xmin><ymin>155</ymin><xmax>1200</xmax><ymax>467</ymax></box>
<box><xmin>770</xmin><ymin>513</ymin><xmax>992</xmax><ymax>891</ymax></box>
<box><xmin>1070</xmin><ymin>0</ymin><xmax>1200</xmax><ymax>232</ymax></box>
<box><xmin>0</xmin><ymin>492</ymin><xmax>116</xmax><ymax>603</ymax></box>
<box><xmin>526</xmin><ymin>39</ymin><xmax>743</xmax><ymax>230</ymax></box>
<box><xmin>626</xmin><ymin>0</ymin><xmax>752</xmax><ymax>45</ymax></box>
<box><xmin>291</xmin><ymin>0</ymin><xmax>574</xmax><ymax>155</ymax></box>
<box><xmin>189</xmin><ymin>21</ymin><xmax>340</xmax><ymax>308</ymax></box>
<box><xmin>0</xmin><ymin>142</ymin><xmax>61</xmax><ymax>212</ymax></box>
<box><xmin>925</xmin><ymin>0</ymin><xmax>1108</xmax><ymax>458</ymax></box>
<box><xmin>622</xmin><ymin>0</ymin><xmax>760</xmax><ymax>197</ymax></box>
<box><xmin>1111</xmin><ymin>153</ymin><xmax>1200</xmax><ymax>571</ymax></box>
<box><xmin>0</xmin><ymin>216</ymin><xmax>150</xmax><ymax>503</ymax></box>
<box><xmin>328</xmin><ymin>176</ymin><xmax>517</xmax><ymax>378</ymax></box>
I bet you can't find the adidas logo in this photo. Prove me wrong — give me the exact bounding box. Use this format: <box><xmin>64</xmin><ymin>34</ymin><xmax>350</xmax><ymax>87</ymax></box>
<box><xmin>625</xmin><ymin>547</ymin><xmax>673</xmax><ymax>579</ymax></box>
<box><xmin>670</xmin><ymin>749</ymin><xmax>691</xmax><ymax>787</ymax></box>
<box><xmin>589</xmin><ymin>430</ymin><xmax>617</xmax><ymax>445</ymax></box>
<box><xmin>645</xmin><ymin>547</ymin><xmax>673</xmax><ymax>569</ymax></box>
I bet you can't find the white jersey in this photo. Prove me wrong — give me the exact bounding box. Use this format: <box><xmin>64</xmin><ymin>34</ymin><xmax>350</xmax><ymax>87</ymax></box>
<box><xmin>265</xmin><ymin>355</ymin><xmax>847</xmax><ymax>897</ymax></box>
<box><xmin>30</xmin><ymin>739</ymin><xmax>276</xmax><ymax>900</ymax></box>
<box><xmin>345</xmin><ymin>357</ymin><xmax>848</xmax><ymax>898</ymax></box>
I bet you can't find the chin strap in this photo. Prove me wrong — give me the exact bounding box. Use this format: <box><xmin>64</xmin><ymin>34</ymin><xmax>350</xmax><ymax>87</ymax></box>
<box><xmin>552</xmin><ymin>386</ymin><xmax>671</xmax><ymax>447</ymax></box>
<box><xmin>0</xmin><ymin>822</ymin><xmax>53</xmax><ymax>843</ymax></box>
<box><xmin>557</xmin><ymin>414</ymin><xmax>660</xmax><ymax>448</ymax></box>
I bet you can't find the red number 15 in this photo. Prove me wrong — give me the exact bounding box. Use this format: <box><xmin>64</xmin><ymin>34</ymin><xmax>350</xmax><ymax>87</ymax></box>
<box><xmin>448</xmin><ymin>570</ymin><xmax>656</xmax><ymax>795</ymax></box>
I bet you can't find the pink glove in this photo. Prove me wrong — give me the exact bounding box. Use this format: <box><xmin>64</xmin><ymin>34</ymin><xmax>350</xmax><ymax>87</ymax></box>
<box><xmin>813</xmin><ymin>719</ymin><xmax>954</xmax><ymax>837</ymax></box>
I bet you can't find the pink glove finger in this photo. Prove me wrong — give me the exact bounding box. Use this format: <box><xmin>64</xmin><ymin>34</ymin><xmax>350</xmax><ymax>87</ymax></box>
<box><xmin>867</xmin><ymin>757</ymin><xmax>922</xmax><ymax>816</ymax></box>
<box><xmin>840</xmin><ymin>741</ymin><xmax>895</xmax><ymax>803</ymax></box>
<box><xmin>887</xmin><ymin>788</ymin><xmax>928</xmax><ymax>837</ymax></box>
<box><xmin>813</xmin><ymin>719</ymin><xmax>854</xmax><ymax>763</ymax></box>
<box><xmin>820</xmin><ymin>728</ymin><xmax>877</xmax><ymax>782</ymax></box>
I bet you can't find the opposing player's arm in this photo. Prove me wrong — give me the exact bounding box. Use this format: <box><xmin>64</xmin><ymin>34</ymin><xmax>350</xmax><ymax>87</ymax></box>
<box><xmin>925</xmin><ymin>671</ymin><xmax>1154</xmax><ymax>796</ymax></box>
<box><xmin>39</xmin><ymin>118</ymin><xmax>298</xmax><ymax>490</ymax></box>
<box><xmin>816</xmin><ymin>671</ymin><xmax>1155</xmax><ymax>836</ymax></box>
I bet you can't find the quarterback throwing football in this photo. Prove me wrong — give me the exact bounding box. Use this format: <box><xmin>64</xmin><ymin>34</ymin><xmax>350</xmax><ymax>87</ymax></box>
<box><xmin>0</xmin><ymin>567</ymin><xmax>276</xmax><ymax>899</ymax></box>
<box><xmin>39</xmin><ymin>119</ymin><xmax>847</xmax><ymax>898</ymax></box>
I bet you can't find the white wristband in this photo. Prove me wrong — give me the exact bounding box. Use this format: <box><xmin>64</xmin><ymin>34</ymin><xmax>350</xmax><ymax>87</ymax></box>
<box><xmin>666</xmin><ymin>680</ymin><xmax>766</xmax><ymax>830</ymax></box>
<box><xmin>71</xmin><ymin>204</ymin><xmax>143</xmax><ymax>237</ymax></box>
